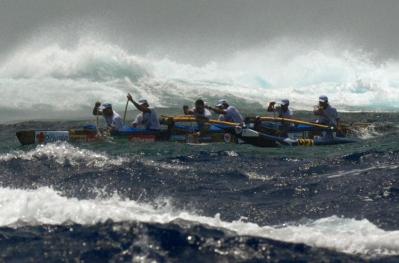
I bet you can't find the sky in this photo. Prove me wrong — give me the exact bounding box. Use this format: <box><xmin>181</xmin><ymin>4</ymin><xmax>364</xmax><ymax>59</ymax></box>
<box><xmin>0</xmin><ymin>0</ymin><xmax>398</xmax><ymax>63</ymax></box>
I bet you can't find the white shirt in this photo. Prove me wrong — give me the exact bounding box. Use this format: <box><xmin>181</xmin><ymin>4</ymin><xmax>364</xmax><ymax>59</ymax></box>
<box><xmin>132</xmin><ymin>109</ymin><xmax>161</xmax><ymax>130</ymax></box>
<box><xmin>192</xmin><ymin>108</ymin><xmax>212</xmax><ymax>118</ymax></box>
<box><xmin>221</xmin><ymin>106</ymin><xmax>243</xmax><ymax>123</ymax></box>
<box><xmin>104</xmin><ymin>111</ymin><xmax>123</xmax><ymax>130</ymax></box>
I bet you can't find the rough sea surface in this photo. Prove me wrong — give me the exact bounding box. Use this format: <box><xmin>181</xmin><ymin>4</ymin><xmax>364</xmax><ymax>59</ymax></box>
<box><xmin>0</xmin><ymin>112</ymin><xmax>398</xmax><ymax>262</ymax></box>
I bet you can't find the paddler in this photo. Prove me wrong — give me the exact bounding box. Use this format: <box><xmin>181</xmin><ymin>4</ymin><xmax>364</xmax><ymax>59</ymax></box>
<box><xmin>267</xmin><ymin>99</ymin><xmax>293</xmax><ymax>118</ymax></box>
<box><xmin>314</xmin><ymin>95</ymin><xmax>339</xmax><ymax>127</ymax></box>
<box><xmin>183</xmin><ymin>99</ymin><xmax>212</xmax><ymax>120</ymax></box>
<box><xmin>183</xmin><ymin>99</ymin><xmax>212</xmax><ymax>135</ymax></box>
<box><xmin>93</xmin><ymin>102</ymin><xmax>123</xmax><ymax>131</ymax></box>
<box><xmin>205</xmin><ymin>99</ymin><xmax>243</xmax><ymax>124</ymax></box>
<box><xmin>127</xmin><ymin>94</ymin><xmax>161</xmax><ymax>130</ymax></box>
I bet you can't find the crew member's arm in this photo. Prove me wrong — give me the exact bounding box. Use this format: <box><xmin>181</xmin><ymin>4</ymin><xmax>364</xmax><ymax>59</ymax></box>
<box><xmin>132</xmin><ymin>114</ymin><xmax>143</xmax><ymax>128</ymax></box>
<box><xmin>205</xmin><ymin>105</ymin><xmax>226</xmax><ymax>114</ymax></box>
<box><xmin>111</xmin><ymin>117</ymin><xmax>123</xmax><ymax>131</ymax></box>
<box><xmin>105</xmin><ymin>115</ymin><xmax>123</xmax><ymax>132</ymax></box>
<box><xmin>93</xmin><ymin>102</ymin><xmax>102</xmax><ymax>116</ymax></box>
<box><xmin>267</xmin><ymin>102</ymin><xmax>275</xmax><ymax>112</ymax></box>
<box><xmin>313</xmin><ymin>106</ymin><xmax>324</xmax><ymax>116</ymax></box>
<box><xmin>195</xmin><ymin>108</ymin><xmax>211</xmax><ymax>122</ymax></box>
<box><xmin>183</xmin><ymin>105</ymin><xmax>194</xmax><ymax>115</ymax></box>
<box><xmin>127</xmin><ymin>93</ymin><xmax>150</xmax><ymax>113</ymax></box>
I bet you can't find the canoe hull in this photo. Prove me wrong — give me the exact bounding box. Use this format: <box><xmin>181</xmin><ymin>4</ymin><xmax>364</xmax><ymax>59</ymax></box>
<box><xmin>235</xmin><ymin>128</ymin><xmax>356</xmax><ymax>147</ymax></box>
<box><xmin>16</xmin><ymin>128</ymin><xmax>237</xmax><ymax>145</ymax></box>
<box><xmin>16</xmin><ymin>130</ymin><xmax>98</xmax><ymax>145</ymax></box>
<box><xmin>16</xmin><ymin>119</ymin><xmax>356</xmax><ymax>147</ymax></box>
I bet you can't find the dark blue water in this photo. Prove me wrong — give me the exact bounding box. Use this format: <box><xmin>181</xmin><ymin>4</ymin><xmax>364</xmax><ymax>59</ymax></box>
<box><xmin>1</xmin><ymin>112</ymin><xmax>399</xmax><ymax>262</ymax></box>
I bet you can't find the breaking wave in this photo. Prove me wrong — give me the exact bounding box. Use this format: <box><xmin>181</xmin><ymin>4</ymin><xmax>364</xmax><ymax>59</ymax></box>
<box><xmin>0</xmin><ymin>186</ymin><xmax>398</xmax><ymax>257</ymax></box>
<box><xmin>1</xmin><ymin>38</ymin><xmax>399</xmax><ymax>115</ymax></box>
<box><xmin>0</xmin><ymin>142</ymin><xmax>127</xmax><ymax>168</ymax></box>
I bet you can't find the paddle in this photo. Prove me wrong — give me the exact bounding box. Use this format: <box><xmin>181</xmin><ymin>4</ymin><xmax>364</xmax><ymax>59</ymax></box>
<box><xmin>123</xmin><ymin>98</ymin><xmax>129</xmax><ymax>125</ymax></box>
<box><xmin>95</xmin><ymin>102</ymin><xmax>101</xmax><ymax>135</ymax></box>
<box><xmin>256</xmin><ymin>116</ymin><xmax>334</xmax><ymax>130</ymax></box>
<box><xmin>163</xmin><ymin>115</ymin><xmax>335</xmax><ymax>129</ymax></box>
<box><xmin>161</xmin><ymin>115</ymin><xmax>239</xmax><ymax>127</ymax></box>
<box><xmin>96</xmin><ymin>115</ymin><xmax>100</xmax><ymax>133</ymax></box>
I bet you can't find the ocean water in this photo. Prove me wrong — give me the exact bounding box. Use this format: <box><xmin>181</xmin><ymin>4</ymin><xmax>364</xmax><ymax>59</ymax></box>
<box><xmin>0</xmin><ymin>111</ymin><xmax>399</xmax><ymax>262</ymax></box>
<box><xmin>1</xmin><ymin>38</ymin><xmax>399</xmax><ymax>261</ymax></box>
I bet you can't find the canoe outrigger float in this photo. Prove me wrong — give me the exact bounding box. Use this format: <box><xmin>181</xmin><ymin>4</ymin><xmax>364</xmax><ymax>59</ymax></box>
<box><xmin>16</xmin><ymin>116</ymin><xmax>357</xmax><ymax>147</ymax></box>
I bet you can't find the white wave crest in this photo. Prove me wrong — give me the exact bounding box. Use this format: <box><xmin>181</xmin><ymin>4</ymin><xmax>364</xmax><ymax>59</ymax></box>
<box><xmin>1</xmin><ymin>38</ymin><xmax>399</xmax><ymax>113</ymax></box>
<box><xmin>0</xmin><ymin>186</ymin><xmax>398</xmax><ymax>257</ymax></box>
<box><xmin>0</xmin><ymin>142</ymin><xmax>127</xmax><ymax>168</ymax></box>
<box><xmin>351</xmin><ymin>124</ymin><xmax>382</xmax><ymax>139</ymax></box>
<box><xmin>0</xmin><ymin>41</ymin><xmax>150</xmax><ymax>81</ymax></box>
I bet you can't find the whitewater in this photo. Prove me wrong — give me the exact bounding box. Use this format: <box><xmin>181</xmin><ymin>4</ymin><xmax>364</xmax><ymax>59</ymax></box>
<box><xmin>1</xmin><ymin>38</ymin><xmax>399</xmax><ymax>123</ymax></box>
<box><xmin>0</xmin><ymin>137</ymin><xmax>398</xmax><ymax>260</ymax></box>
<box><xmin>0</xmin><ymin>186</ymin><xmax>398</xmax><ymax>257</ymax></box>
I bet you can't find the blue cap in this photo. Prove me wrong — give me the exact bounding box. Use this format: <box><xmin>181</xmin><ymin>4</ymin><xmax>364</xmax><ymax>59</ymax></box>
<box><xmin>279</xmin><ymin>99</ymin><xmax>289</xmax><ymax>106</ymax></box>
<box><xmin>99</xmin><ymin>103</ymin><xmax>112</xmax><ymax>110</ymax></box>
<box><xmin>319</xmin><ymin>95</ymin><xmax>328</xmax><ymax>103</ymax></box>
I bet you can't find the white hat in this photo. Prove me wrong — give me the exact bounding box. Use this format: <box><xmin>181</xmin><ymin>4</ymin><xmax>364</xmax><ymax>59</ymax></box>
<box><xmin>138</xmin><ymin>98</ymin><xmax>148</xmax><ymax>105</ymax></box>
<box><xmin>319</xmin><ymin>95</ymin><xmax>328</xmax><ymax>103</ymax></box>
<box><xmin>216</xmin><ymin>99</ymin><xmax>227</xmax><ymax>107</ymax></box>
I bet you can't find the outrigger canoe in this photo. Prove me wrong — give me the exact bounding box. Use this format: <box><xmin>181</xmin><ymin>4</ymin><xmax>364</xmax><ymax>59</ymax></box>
<box><xmin>16</xmin><ymin>121</ymin><xmax>238</xmax><ymax>146</ymax></box>
<box><xmin>15</xmin><ymin>116</ymin><xmax>357</xmax><ymax>147</ymax></box>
